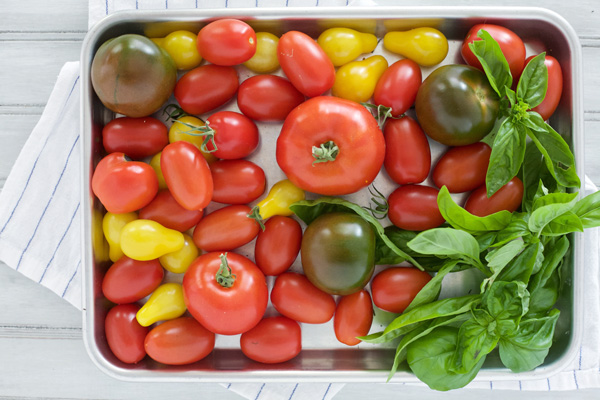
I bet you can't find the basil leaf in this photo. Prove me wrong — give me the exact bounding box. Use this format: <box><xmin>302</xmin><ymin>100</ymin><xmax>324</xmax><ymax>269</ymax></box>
<box><xmin>572</xmin><ymin>189</ymin><xmax>600</xmax><ymax>228</ymax></box>
<box><xmin>405</xmin><ymin>259</ymin><xmax>458</xmax><ymax>314</ymax></box>
<box><xmin>521</xmin><ymin>141</ymin><xmax>558</xmax><ymax>212</ymax></box>
<box><xmin>407</xmin><ymin>228</ymin><xmax>484</xmax><ymax>271</ymax></box>
<box><xmin>528</xmin><ymin>193</ymin><xmax>578</xmax><ymax>234</ymax></box>
<box><xmin>484</xmin><ymin>281</ymin><xmax>530</xmax><ymax>321</ymax></box>
<box><xmin>516</xmin><ymin>53</ymin><xmax>548</xmax><ymax>108</ymax></box>
<box><xmin>492</xmin><ymin>215</ymin><xmax>531</xmax><ymax>247</ymax></box>
<box><xmin>486</xmin><ymin>118</ymin><xmax>527</xmax><ymax>197</ymax></box>
<box><xmin>528</xmin><ymin>235</ymin><xmax>569</xmax><ymax>315</ymax></box>
<box><xmin>468</xmin><ymin>30</ymin><xmax>512</xmax><ymax>98</ymax></box>
<box><xmin>451</xmin><ymin>311</ymin><xmax>499</xmax><ymax>374</ymax></box>
<box><xmin>532</xmin><ymin>192</ymin><xmax>578</xmax><ymax>210</ymax></box>
<box><xmin>481</xmin><ymin>240</ymin><xmax>526</xmax><ymax>293</ymax></box>
<box><xmin>496</xmin><ymin>242</ymin><xmax>542</xmax><ymax>285</ymax></box>
<box><xmin>542</xmin><ymin>211</ymin><xmax>584</xmax><ymax>236</ymax></box>
<box><xmin>505</xmin><ymin>86</ymin><xmax>517</xmax><ymax>107</ymax></box>
<box><xmin>476</xmin><ymin>231</ymin><xmax>498</xmax><ymax>252</ymax></box>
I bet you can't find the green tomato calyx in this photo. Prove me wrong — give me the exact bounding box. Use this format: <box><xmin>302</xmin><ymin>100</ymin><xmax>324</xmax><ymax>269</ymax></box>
<box><xmin>216</xmin><ymin>253</ymin><xmax>237</xmax><ymax>288</ymax></box>
<box><xmin>312</xmin><ymin>141</ymin><xmax>339</xmax><ymax>165</ymax></box>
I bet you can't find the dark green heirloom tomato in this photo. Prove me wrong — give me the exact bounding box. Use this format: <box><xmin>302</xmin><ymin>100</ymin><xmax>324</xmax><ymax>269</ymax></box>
<box><xmin>415</xmin><ymin>64</ymin><xmax>500</xmax><ymax>146</ymax></box>
<box><xmin>301</xmin><ymin>212</ymin><xmax>376</xmax><ymax>295</ymax></box>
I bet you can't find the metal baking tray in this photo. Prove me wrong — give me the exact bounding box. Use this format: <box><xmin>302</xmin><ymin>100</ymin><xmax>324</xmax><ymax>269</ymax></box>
<box><xmin>80</xmin><ymin>6</ymin><xmax>584</xmax><ymax>383</ymax></box>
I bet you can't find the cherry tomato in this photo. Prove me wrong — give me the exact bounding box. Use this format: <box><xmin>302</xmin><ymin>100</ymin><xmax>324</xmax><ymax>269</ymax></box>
<box><xmin>155</xmin><ymin>30</ymin><xmax>202</xmax><ymax>70</ymax></box>
<box><xmin>197</xmin><ymin>19</ymin><xmax>256</xmax><ymax>66</ymax></box>
<box><xmin>183</xmin><ymin>252</ymin><xmax>268</xmax><ymax>335</ymax></box>
<box><xmin>373</xmin><ymin>59</ymin><xmax>422</xmax><ymax>117</ymax></box>
<box><xmin>174</xmin><ymin>64</ymin><xmax>238</xmax><ymax>115</ymax></box>
<box><xmin>255</xmin><ymin>216</ymin><xmax>302</xmax><ymax>276</ymax></box>
<box><xmin>144</xmin><ymin>317</ymin><xmax>215</xmax><ymax>365</ymax></box>
<box><xmin>102</xmin><ymin>117</ymin><xmax>168</xmax><ymax>159</ymax></box>
<box><xmin>92</xmin><ymin>152</ymin><xmax>158</xmax><ymax>214</ymax></box>
<box><xmin>149</xmin><ymin>152</ymin><xmax>168</xmax><ymax>190</ymax></box>
<box><xmin>383</xmin><ymin>116</ymin><xmax>431</xmax><ymax>185</ymax></box>
<box><xmin>383</xmin><ymin>27</ymin><xmax>449</xmax><ymax>67</ymax></box>
<box><xmin>105</xmin><ymin>304</ymin><xmax>148</xmax><ymax>364</ymax></box>
<box><xmin>332</xmin><ymin>55</ymin><xmax>388</xmax><ymax>104</ymax></box>
<box><xmin>139</xmin><ymin>189</ymin><xmax>204</xmax><ymax>232</ymax></box>
<box><xmin>237</xmin><ymin>75</ymin><xmax>305</xmax><ymax>122</ymax></box>
<box><xmin>526</xmin><ymin>54</ymin><xmax>563</xmax><ymax>121</ymax></box>
<box><xmin>161</xmin><ymin>141</ymin><xmax>213</xmax><ymax>211</ymax></box>
<box><xmin>271</xmin><ymin>272</ymin><xmax>336</xmax><ymax>324</ymax></box>
<box><xmin>432</xmin><ymin>142</ymin><xmax>491</xmax><ymax>193</ymax></box>
<box><xmin>276</xmin><ymin>96</ymin><xmax>385</xmax><ymax>196</ymax></box>
<box><xmin>243</xmin><ymin>32</ymin><xmax>280</xmax><ymax>73</ymax></box>
<box><xmin>240</xmin><ymin>316</ymin><xmax>302</xmax><ymax>364</ymax></box>
<box><xmin>317</xmin><ymin>27</ymin><xmax>377</xmax><ymax>67</ymax></box>
<box><xmin>464</xmin><ymin>176</ymin><xmax>524</xmax><ymax>217</ymax></box>
<box><xmin>388</xmin><ymin>185</ymin><xmax>445</xmax><ymax>231</ymax></box>
<box><xmin>204</xmin><ymin>111</ymin><xmax>259</xmax><ymax>159</ymax></box>
<box><xmin>102</xmin><ymin>257</ymin><xmax>164</xmax><ymax>304</ymax></box>
<box><xmin>210</xmin><ymin>159</ymin><xmax>266</xmax><ymax>205</ymax></box>
<box><xmin>371</xmin><ymin>267</ymin><xmax>432</xmax><ymax>313</ymax></box>
<box><xmin>168</xmin><ymin>115</ymin><xmax>219</xmax><ymax>164</ymax></box>
<box><xmin>277</xmin><ymin>31</ymin><xmax>335</xmax><ymax>97</ymax></box>
<box><xmin>334</xmin><ymin>290</ymin><xmax>373</xmax><ymax>346</ymax></box>
<box><xmin>193</xmin><ymin>205</ymin><xmax>260</xmax><ymax>252</ymax></box>
<box><xmin>461</xmin><ymin>24</ymin><xmax>526</xmax><ymax>82</ymax></box>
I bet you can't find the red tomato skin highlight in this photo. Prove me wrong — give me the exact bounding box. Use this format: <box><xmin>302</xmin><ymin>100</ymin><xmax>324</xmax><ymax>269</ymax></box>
<box><xmin>527</xmin><ymin>55</ymin><xmax>563</xmax><ymax>121</ymax></box>
<box><xmin>240</xmin><ymin>316</ymin><xmax>302</xmax><ymax>364</ymax></box>
<box><xmin>388</xmin><ymin>185</ymin><xmax>445</xmax><ymax>231</ymax></box>
<box><xmin>237</xmin><ymin>75</ymin><xmax>305</xmax><ymax>122</ymax></box>
<box><xmin>102</xmin><ymin>257</ymin><xmax>164</xmax><ymax>304</ymax></box>
<box><xmin>254</xmin><ymin>216</ymin><xmax>302</xmax><ymax>276</ymax></box>
<box><xmin>432</xmin><ymin>142</ymin><xmax>492</xmax><ymax>193</ymax></box>
<box><xmin>105</xmin><ymin>304</ymin><xmax>148</xmax><ymax>364</ymax></box>
<box><xmin>373</xmin><ymin>59</ymin><xmax>422</xmax><ymax>117</ymax></box>
<box><xmin>383</xmin><ymin>116</ymin><xmax>431</xmax><ymax>185</ymax></box>
<box><xmin>464</xmin><ymin>177</ymin><xmax>524</xmax><ymax>217</ymax></box>
<box><xmin>371</xmin><ymin>267</ymin><xmax>432</xmax><ymax>314</ymax></box>
<box><xmin>139</xmin><ymin>190</ymin><xmax>204</xmax><ymax>232</ymax></box>
<box><xmin>210</xmin><ymin>159</ymin><xmax>266</xmax><ymax>205</ymax></box>
<box><xmin>192</xmin><ymin>205</ymin><xmax>260</xmax><ymax>252</ymax></box>
<box><xmin>197</xmin><ymin>19</ymin><xmax>256</xmax><ymax>66</ymax></box>
<box><xmin>334</xmin><ymin>290</ymin><xmax>373</xmax><ymax>346</ymax></box>
<box><xmin>174</xmin><ymin>64</ymin><xmax>238</xmax><ymax>115</ymax></box>
<box><xmin>102</xmin><ymin>117</ymin><xmax>169</xmax><ymax>159</ymax></box>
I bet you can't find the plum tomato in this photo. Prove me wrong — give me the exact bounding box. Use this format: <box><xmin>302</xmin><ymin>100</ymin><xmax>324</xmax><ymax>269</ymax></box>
<box><xmin>373</xmin><ymin>59</ymin><xmax>422</xmax><ymax>117</ymax></box>
<box><xmin>240</xmin><ymin>316</ymin><xmax>302</xmax><ymax>364</ymax></box>
<box><xmin>102</xmin><ymin>117</ymin><xmax>168</xmax><ymax>159</ymax></box>
<box><xmin>102</xmin><ymin>257</ymin><xmax>164</xmax><ymax>304</ymax></box>
<box><xmin>174</xmin><ymin>64</ymin><xmax>238</xmax><ymax>115</ymax></box>
<box><xmin>210</xmin><ymin>159</ymin><xmax>266</xmax><ymax>205</ymax></box>
<box><xmin>383</xmin><ymin>116</ymin><xmax>431</xmax><ymax>185</ymax></box>
<box><xmin>527</xmin><ymin>54</ymin><xmax>563</xmax><ymax>121</ymax></box>
<box><xmin>192</xmin><ymin>205</ymin><xmax>260</xmax><ymax>252</ymax></box>
<box><xmin>204</xmin><ymin>111</ymin><xmax>259</xmax><ymax>160</ymax></box>
<box><xmin>105</xmin><ymin>304</ymin><xmax>148</xmax><ymax>364</ymax></box>
<box><xmin>388</xmin><ymin>185</ymin><xmax>445</xmax><ymax>231</ymax></box>
<box><xmin>464</xmin><ymin>176</ymin><xmax>524</xmax><ymax>217</ymax></box>
<box><xmin>197</xmin><ymin>19</ymin><xmax>256</xmax><ymax>66</ymax></box>
<box><xmin>371</xmin><ymin>267</ymin><xmax>432</xmax><ymax>313</ymax></box>
<box><xmin>255</xmin><ymin>216</ymin><xmax>302</xmax><ymax>276</ymax></box>
<box><xmin>139</xmin><ymin>189</ymin><xmax>204</xmax><ymax>232</ymax></box>
<box><xmin>334</xmin><ymin>290</ymin><xmax>373</xmax><ymax>346</ymax></box>
<box><xmin>432</xmin><ymin>142</ymin><xmax>492</xmax><ymax>193</ymax></box>
<box><xmin>237</xmin><ymin>75</ymin><xmax>305</xmax><ymax>122</ymax></box>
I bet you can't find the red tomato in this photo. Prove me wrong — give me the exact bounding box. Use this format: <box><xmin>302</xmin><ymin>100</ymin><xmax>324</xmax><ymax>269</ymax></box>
<box><xmin>204</xmin><ymin>111</ymin><xmax>259</xmax><ymax>160</ymax></box>
<box><xmin>144</xmin><ymin>317</ymin><xmax>215</xmax><ymax>365</ymax></box>
<box><xmin>461</xmin><ymin>24</ymin><xmax>526</xmax><ymax>82</ymax></box>
<box><xmin>334</xmin><ymin>290</ymin><xmax>373</xmax><ymax>346</ymax></box>
<box><xmin>197</xmin><ymin>19</ymin><xmax>256</xmax><ymax>66</ymax></box>
<box><xmin>91</xmin><ymin>152</ymin><xmax>158</xmax><ymax>214</ymax></box>
<box><xmin>102</xmin><ymin>117</ymin><xmax>168</xmax><ymax>159</ymax></box>
<box><xmin>383</xmin><ymin>116</ymin><xmax>431</xmax><ymax>185</ymax></box>
<box><xmin>254</xmin><ymin>216</ymin><xmax>302</xmax><ymax>276</ymax></box>
<box><xmin>161</xmin><ymin>141</ymin><xmax>213</xmax><ymax>211</ymax></box>
<box><xmin>174</xmin><ymin>64</ymin><xmax>238</xmax><ymax>115</ymax></box>
<box><xmin>105</xmin><ymin>304</ymin><xmax>148</xmax><ymax>364</ymax></box>
<box><xmin>240</xmin><ymin>316</ymin><xmax>301</xmax><ymax>364</ymax></box>
<box><xmin>193</xmin><ymin>205</ymin><xmax>260</xmax><ymax>252</ymax></box>
<box><xmin>432</xmin><ymin>142</ymin><xmax>491</xmax><ymax>193</ymax></box>
<box><xmin>139</xmin><ymin>190</ymin><xmax>204</xmax><ymax>232</ymax></box>
<box><xmin>464</xmin><ymin>176</ymin><xmax>524</xmax><ymax>217</ymax></box>
<box><xmin>210</xmin><ymin>159</ymin><xmax>266</xmax><ymax>205</ymax></box>
<box><xmin>237</xmin><ymin>75</ymin><xmax>305</xmax><ymax>121</ymax></box>
<box><xmin>526</xmin><ymin>54</ymin><xmax>563</xmax><ymax>121</ymax></box>
<box><xmin>371</xmin><ymin>267</ymin><xmax>432</xmax><ymax>313</ymax></box>
<box><xmin>271</xmin><ymin>272</ymin><xmax>336</xmax><ymax>324</ymax></box>
<box><xmin>276</xmin><ymin>96</ymin><xmax>385</xmax><ymax>196</ymax></box>
<box><xmin>277</xmin><ymin>31</ymin><xmax>335</xmax><ymax>97</ymax></box>
<box><xmin>183</xmin><ymin>252</ymin><xmax>268</xmax><ymax>335</ymax></box>
<box><xmin>373</xmin><ymin>59</ymin><xmax>422</xmax><ymax>117</ymax></box>
<box><xmin>388</xmin><ymin>185</ymin><xmax>445</xmax><ymax>231</ymax></box>
<box><xmin>102</xmin><ymin>257</ymin><xmax>164</xmax><ymax>304</ymax></box>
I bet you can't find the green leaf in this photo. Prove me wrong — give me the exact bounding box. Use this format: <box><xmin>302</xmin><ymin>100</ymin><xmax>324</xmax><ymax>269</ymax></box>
<box><xmin>505</xmin><ymin>86</ymin><xmax>517</xmax><ymax>107</ymax></box>
<box><xmin>516</xmin><ymin>52</ymin><xmax>548</xmax><ymax>108</ymax></box>
<box><xmin>528</xmin><ymin>193</ymin><xmax>578</xmax><ymax>234</ymax></box>
<box><xmin>486</xmin><ymin>118</ymin><xmax>527</xmax><ymax>197</ymax></box>
<box><xmin>528</xmin><ymin>236</ymin><xmax>569</xmax><ymax>315</ymax></box>
<box><xmin>572</xmin><ymin>190</ymin><xmax>600</xmax><ymax>228</ymax></box>
<box><xmin>407</xmin><ymin>228</ymin><xmax>484</xmax><ymax>271</ymax></box>
<box><xmin>496</xmin><ymin>242</ymin><xmax>542</xmax><ymax>285</ymax></box>
<box><xmin>492</xmin><ymin>215</ymin><xmax>531</xmax><ymax>247</ymax></box>
<box><xmin>468</xmin><ymin>30</ymin><xmax>512</xmax><ymax>98</ymax></box>
<box><xmin>532</xmin><ymin>192</ymin><xmax>578</xmax><ymax>210</ymax></box>
<box><xmin>405</xmin><ymin>260</ymin><xmax>458</xmax><ymax>314</ymax></box>
<box><xmin>484</xmin><ymin>281</ymin><xmax>530</xmax><ymax>322</ymax></box>
<box><xmin>521</xmin><ymin>141</ymin><xmax>556</xmax><ymax>213</ymax></box>
<box><xmin>476</xmin><ymin>231</ymin><xmax>498</xmax><ymax>252</ymax></box>
<box><xmin>451</xmin><ymin>311</ymin><xmax>500</xmax><ymax>374</ymax></box>
<box><xmin>481</xmin><ymin>240</ymin><xmax>527</xmax><ymax>293</ymax></box>
<box><xmin>542</xmin><ymin>211</ymin><xmax>584</xmax><ymax>236</ymax></box>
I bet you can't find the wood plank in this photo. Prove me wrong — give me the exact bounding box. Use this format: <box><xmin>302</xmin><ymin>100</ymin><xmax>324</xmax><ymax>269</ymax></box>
<box><xmin>0</xmin><ymin>0</ymin><xmax>88</xmax><ymax>32</ymax></box>
<box><xmin>585</xmin><ymin>121</ymin><xmax>600</xmax><ymax>186</ymax></box>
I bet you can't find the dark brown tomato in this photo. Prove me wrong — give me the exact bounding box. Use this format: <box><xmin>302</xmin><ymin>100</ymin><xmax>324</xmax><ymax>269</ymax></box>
<box><xmin>388</xmin><ymin>185</ymin><xmax>445</xmax><ymax>231</ymax></box>
<box><xmin>139</xmin><ymin>190</ymin><xmax>204</xmax><ymax>232</ymax></box>
<box><xmin>240</xmin><ymin>316</ymin><xmax>302</xmax><ymax>364</ymax></box>
<box><xmin>432</xmin><ymin>142</ymin><xmax>492</xmax><ymax>193</ymax></box>
<box><xmin>102</xmin><ymin>117</ymin><xmax>169</xmax><ymax>159</ymax></box>
<box><xmin>237</xmin><ymin>75</ymin><xmax>305</xmax><ymax>122</ymax></box>
<box><xmin>384</xmin><ymin>116</ymin><xmax>431</xmax><ymax>185</ymax></box>
<box><xmin>104</xmin><ymin>304</ymin><xmax>148</xmax><ymax>364</ymax></box>
<box><xmin>254</xmin><ymin>216</ymin><xmax>302</xmax><ymax>276</ymax></box>
<box><xmin>464</xmin><ymin>176</ymin><xmax>524</xmax><ymax>217</ymax></box>
<box><xmin>210</xmin><ymin>159</ymin><xmax>266</xmax><ymax>205</ymax></box>
<box><xmin>193</xmin><ymin>205</ymin><xmax>260</xmax><ymax>252</ymax></box>
<box><xmin>334</xmin><ymin>290</ymin><xmax>373</xmax><ymax>346</ymax></box>
<box><xmin>102</xmin><ymin>257</ymin><xmax>164</xmax><ymax>304</ymax></box>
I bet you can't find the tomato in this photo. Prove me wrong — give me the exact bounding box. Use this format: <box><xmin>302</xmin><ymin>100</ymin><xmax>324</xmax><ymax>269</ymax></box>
<box><xmin>276</xmin><ymin>96</ymin><xmax>385</xmax><ymax>196</ymax></box>
<box><xmin>255</xmin><ymin>216</ymin><xmax>302</xmax><ymax>276</ymax></box>
<box><xmin>102</xmin><ymin>117</ymin><xmax>168</xmax><ymax>160</ymax></box>
<box><xmin>302</xmin><ymin>212</ymin><xmax>376</xmax><ymax>295</ymax></box>
<box><xmin>271</xmin><ymin>272</ymin><xmax>336</xmax><ymax>324</ymax></box>
<box><xmin>317</xmin><ymin>27</ymin><xmax>377</xmax><ymax>67</ymax></box>
<box><xmin>332</xmin><ymin>55</ymin><xmax>388</xmax><ymax>103</ymax></box>
<box><xmin>102</xmin><ymin>257</ymin><xmax>164</xmax><ymax>304</ymax></box>
<box><xmin>183</xmin><ymin>252</ymin><xmax>268</xmax><ymax>335</ymax></box>
<box><xmin>461</xmin><ymin>24</ymin><xmax>526</xmax><ymax>82</ymax></box>
<box><xmin>204</xmin><ymin>111</ymin><xmax>259</xmax><ymax>159</ymax></box>
<box><xmin>277</xmin><ymin>31</ymin><xmax>335</xmax><ymax>97</ymax></box>
<box><xmin>432</xmin><ymin>142</ymin><xmax>491</xmax><ymax>193</ymax></box>
<box><xmin>243</xmin><ymin>32</ymin><xmax>280</xmax><ymax>73</ymax></box>
<box><xmin>144</xmin><ymin>317</ymin><xmax>215</xmax><ymax>365</ymax></box>
<box><xmin>174</xmin><ymin>64</ymin><xmax>238</xmax><ymax>115</ymax></box>
<box><xmin>388</xmin><ymin>185</ymin><xmax>445</xmax><ymax>231</ymax></box>
<box><xmin>120</xmin><ymin>219</ymin><xmax>184</xmax><ymax>261</ymax></box>
<box><xmin>92</xmin><ymin>153</ymin><xmax>158</xmax><ymax>214</ymax></box>
<box><xmin>91</xmin><ymin>34</ymin><xmax>177</xmax><ymax>117</ymax></box>
<box><xmin>139</xmin><ymin>189</ymin><xmax>204</xmax><ymax>232</ymax></box>
<box><xmin>105</xmin><ymin>304</ymin><xmax>148</xmax><ymax>364</ymax></box>
<box><xmin>383</xmin><ymin>27</ymin><xmax>449</xmax><ymax>67</ymax></box>
<box><xmin>136</xmin><ymin>282</ymin><xmax>187</xmax><ymax>327</ymax></box>
<box><xmin>334</xmin><ymin>290</ymin><xmax>373</xmax><ymax>346</ymax></box>
<box><xmin>383</xmin><ymin>116</ymin><xmax>431</xmax><ymax>185</ymax></box>
<box><xmin>193</xmin><ymin>205</ymin><xmax>260</xmax><ymax>252</ymax></box>
<box><xmin>210</xmin><ymin>159</ymin><xmax>266</xmax><ymax>205</ymax></box>
<box><xmin>240</xmin><ymin>316</ymin><xmax>302</xmax><ymax>364</ymax></box>
<box><xmin>373</xmin><ymin>59</ymin><xmax>422</xmax><ymax>117</ymax></box>
<box><xmin>168</xmin><ymin>115</ymin><xmax>219</xmax><ymax>165</ymax></box>
<box><xmin>415</xmin><ymin>64</ymin><xmax>500</xmax><ymax>146</ymax></box>
<box><xmin>464</xmin><ymin>176</ymin><xmax>524</xmax><ymax>217</ymax></box>
<box><xmin>159</xmin><ymin>233</ymin><xmax>198</xmax><ymax>274</ymax></box>
<box><xmin>371</xmin><ymin>267</ymin><xmax>432</xmax><ymax>313</ymax></box>
<box><xmin>250</xmin><ymin>179</ymin><xmax>305</xmax><ymax>222</ymax></box>
<box><xmin>149</xmin><ymin>152</ymin><xmax>168</xmax><ymax>190</ymax></box>
<box><xmin>526</xmin><ymin>54</ymin><xmax>563</xmax><ymax>121</ymax></box>
<box><xmin>197</xmin><ymin>19</ymin><xmax>256</xmax><ymax>66</ymax></box>
<box><xmin>237</xmin><ymin>75</ymin><xmax>305</xmax><ymax>122</ymax></box>
<box><xmin>155</xmin><ymin>30</ymin><xmax>202</xmax><ymax>70</ymax></box>
<box><xmin>161</xmin><ymin>141</ymin><xmax>213</xmax><ymax>211</ymax></box>
<box><xmin>103</xmin><ymin>212</ymin><xmax>137</xmax><ymax>263</ymax></box>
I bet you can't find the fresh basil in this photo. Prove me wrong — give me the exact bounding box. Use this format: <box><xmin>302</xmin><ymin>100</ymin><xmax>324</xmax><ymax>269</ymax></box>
<box><xmin>528</xmin><ymin>236</ymin><xmax>569</xmax><ymax>315</ymax></box>
<box><xmin>484</xmin><ymin>281</ymin><xmax>530</xmax><ymax>321</ymax></box>
<box><xmin>516</xmin><ymin>52</ymin><xmax>548</xmax><ymax>108</ymax></box>
<box><xmin>481</xmin><ymin>240</ymin><xmax>526</xmax><ymax>292</ymax></box>
<box><xmin>528</xmin><ymin>193</ymin><xmax>579</xmax><ymax>234</ymax></box>
<box><xmin>572</xmin><ymin>189</ymin><xmax>600</xmax><ymax>228</ymax></box>
<box><xmin>405</xmin><ymin>260</ymin><xmax>458</xmax><ymax>313</ymax></box>
<box><xmin>496</xmin><ymin>242</ymin><xmax>542</xmax><ymax>284</ymax></box>
<box><xmin>492</xmin><ymin>215</ymin><xmax>531</xmax><ymax>247</ymax></box>
<box><xmin>468</xmin><ymin>30</ymin><xmax>512</xmax><ymax>98</ymax></box>
<box><xmin>450</xmin><ymin>311</ymin><xmax>499</xmax><ymax>374</ymax></box>
<box><xmin>542</xmin><ymin>212</ymin><xmax>584</xmax><ymax>236</ymax></box>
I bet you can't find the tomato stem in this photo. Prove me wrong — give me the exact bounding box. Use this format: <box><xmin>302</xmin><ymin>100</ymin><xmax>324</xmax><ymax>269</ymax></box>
<box><xmin>172</xmin><ymin>119</ymin><xmax>218</xmax><ymax>154</ymax></box>
<box><xmin>216</xmin><ymin>253</ymin><xmax>236</xmax><ymax>288</ymax></box>
<box><xmin>246</xmin><ymin>206</ymin><xmax>266</xmax><ymax>231</ymax></box>
<box><xmin>361</xmin><ymin>103</ymin><xmax>402</xmax><ymax>130</ymax></box>
<box><xmin>312</xmin><ymin>141</ymin><xmax>339</xmax><ymax>165</ymax></box>
<box><xmin>363</xmin><ymin>184</ymin><xmax>389</xmax><ymax>219</ymax></box>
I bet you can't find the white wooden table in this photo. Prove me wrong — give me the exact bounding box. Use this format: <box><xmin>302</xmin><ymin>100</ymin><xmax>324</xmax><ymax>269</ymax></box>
<box><xmin>1</xmin><ymin>1</ymin><xmax>599</xmax><ymax>398</ymax></box>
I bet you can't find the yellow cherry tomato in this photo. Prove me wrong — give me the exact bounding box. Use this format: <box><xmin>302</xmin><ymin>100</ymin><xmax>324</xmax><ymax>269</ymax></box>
<box><xmin>136</xmin><ymin>283</ymin><xmax>186</xmax><ymax>327</ymax></box>
<box><xmin>248</xmin><ymin>179</ymin><xmax>305</xmax><ymax>230</ymax></box>
<box><xmin>317</xmin><ymin>27</ymin><xmax>378</xmax><ymax>67</ymax></box>
<box><xmin>103</xmin><ymin>212</ymin><xmax>138</xmax><ymax>262</ymax></box>
<box><xmin>120</xmin><ymin>219</ymin><xmax>184</xmax><ymax>261</ymax></box>
<box><xmin>383</xmin><ymin>27</ymin><xmax>448</xmax><ymax>67</ymax></box>
<box><xmin>332</xmin><ymin>55</ymin><xmax>388</xmax><ymax>103</ymax></box>
<box><xmin>159</xmin><ymin>234</ymin><xmax>199</xmax><ymax>274</ymax></box>
<box><xmin>243</xmin><ymin>32</ymin><xmax>280</xmax><ymax>73</ymax></box>
<box><xmin>92</xmin><ymin>208</ymin><xmax>110</xmax><ymax>263</ymax></box>
<box><xmin>168</xmin><ymin>116</ymin><xmax>218</xmax><ymax>164</ymax></box>
<box><xmin>154</xmin><ymin>30</ymin><xmax>202</xmax><ymax>70</ymax></box>
<box><xmin>149</xmin><ymin>152</ymin><xmax>168</xmax><ymax>190</ymax></box>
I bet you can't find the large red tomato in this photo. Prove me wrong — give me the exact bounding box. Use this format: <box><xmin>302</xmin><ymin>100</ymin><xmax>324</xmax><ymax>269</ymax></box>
<box><xmin>102</xmin><ymin>257</ymin><xmax>164</xmax><ymax>304</ymax></box>
<box><xmin>464</xmin><ymin>177</ymin><xmax>524</xmax><ymax>217</ymax></box>
<box><xmin>334</xmin><ymin>290</ymin><xmax>373</xmax><ymax>346</ymax></box>
<box><xmin>192</xmin><ymin>205</ymin><xmax>260</xmax><ymax>252</ymax></box>
<box><xmin>139</xmin><ymin>189</ymin><xmax>204</xmax><ymax>232</ymax></box>
<box><xmin>432</xmin><ymin>142</ymin><xmax>491</xmax><ymax>193</ymax></box>
<box><xmin>388</xmin><ymin>185</ymin><xmax>445</xmax><ymax>231</ymax></box>
<box><xmin>174</xmin><ymin>64</ymin><xmax>238</xmax><ymax>115</ymax></box>
<box><xmin>383</xmin><ymin>116</ymin><xmax>431</xmax><ymax>185</ymax></box>
<box><xmin>102</xmin><ymin>117</ymin><xmax>168</xmax><ymax>159</ymax></box>
<box><xmin>527</xmin><ymin>54</ymin><xmax>563</xmax><ymax>121</ymax></box>
<box><xmin>240</xmin><ymin>316</ymin><xmax>302</xmax><ymax>364</ymax></box>
<box><xmin>197</xmin><ymin>19</ymin><xmax>256</xmax><ymax>66</ymax></box>
<box><xmin>373</xmin><ymin>59</ymin><xmax>422</xmax><ymax>117</ymax></box>
<box><xmin>237</xmin><ymin>75</ymin><xmax>305</xmax><ymax>122</ymax></box>
<box><xmin>210</xmin><ymin>159</ymin><xmax>266</xmax><ymax>205</ymax></box>
<box><xmin>371</xmin><ymin>267</ymin><xmax>432</xmax><ymax>313</ymax></box>
<box><xmin>254</xmin><ymin>216</ymin><xmax>302</xmax><ymax>276</ymax></box>
<box><xmin>104</xmin><ymin>304</ymin><xmax>148</xmax><ymax>364</ymax></box>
